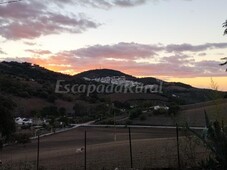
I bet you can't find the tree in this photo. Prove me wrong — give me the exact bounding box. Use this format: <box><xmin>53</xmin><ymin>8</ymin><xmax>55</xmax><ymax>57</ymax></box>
<box><xmin>221</xmin><ymin>20</ymin><xmax>227</xmax><ymax>70</ymax></box>
<box><xmin>0</xmin><ymin>95</ymin><xmax>16</xmax><ymax>146</ymax></box>
<box><xmin>129</xmin><ymin>108</ymin><xmax>142</xmax><ymax>120</ymax></box>
<box><xmin>223</xmin><ymin>20</ymin><xmax>227</xmax><ymax>35</ymax></box>
<box><xmin>220</xmin><ymin>57</ymin><xmax>227</xmax><ymax>71</ymax></box>
<box><xmin>40</xmin><ymin>106</ymin><xmax>59</xmax><ymax>118</ymax></box>
<box><xmin>73</xmin><ymin>102</ymin><xmax>87</xmax><ymax>116</ymax></box>
<box><xmin>59</xmin><ymin>107</ymin><xmax>66</xmax><ymax>116</ymax></box>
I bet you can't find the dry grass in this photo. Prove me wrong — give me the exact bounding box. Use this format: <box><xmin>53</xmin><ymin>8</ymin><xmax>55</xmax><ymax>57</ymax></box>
<box><xmin>177</xmin><ymin>99</ymin><xmax>227</xmax><ymax>126</ymax></box>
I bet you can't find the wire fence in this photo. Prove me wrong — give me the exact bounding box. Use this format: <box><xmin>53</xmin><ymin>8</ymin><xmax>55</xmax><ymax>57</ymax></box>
<box><xmin>0</xmin><ymin>126</ymin><xmax>208</xmax><ymax>170</ymax></box>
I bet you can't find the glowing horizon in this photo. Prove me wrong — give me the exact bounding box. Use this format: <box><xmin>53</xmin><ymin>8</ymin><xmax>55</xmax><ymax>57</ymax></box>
<box><xmin>0</xmin><ymin>0</ymin><xmax>227</xmax><ymax>91</ymax></box>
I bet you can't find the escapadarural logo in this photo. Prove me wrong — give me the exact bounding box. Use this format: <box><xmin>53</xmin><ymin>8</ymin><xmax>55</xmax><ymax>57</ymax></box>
<box><xmin>55</xmin><ymin>76</ymin><xmax>163</xmax><ymax>96</ymax></box>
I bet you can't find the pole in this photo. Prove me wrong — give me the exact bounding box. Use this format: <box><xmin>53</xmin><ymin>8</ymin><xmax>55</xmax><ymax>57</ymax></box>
<box><xmin>114</xmin><ymin>109</ymin><xmax>116</xmax><ymax>142</ymax></box>
<box><xmin>128</xmin><ymin>127</ymin><xmax>133</xmax><ymax>168</ymax></box>
<box><xmin>84</xmin><ymin>130</ymin><xmax>87</xmax><ymax>170</ymax></box>
<box><xmin>37</xmin><ymin>135</ymin><xmax>40</xmax><ymax>170</ymax></box>
<box><xmin>176</xmin><ymin>123</ymin><xmax>181</xmax><ymax>170</ymax></box>
<box><xmin>112</xmin><ymin>103</ymin><xmax>116</xmax><ymax>142</ymax></box>
<box><xmin>0</xmin><ymin>135</ymin><xmax>2</xmax><ymax>166</ymax></box>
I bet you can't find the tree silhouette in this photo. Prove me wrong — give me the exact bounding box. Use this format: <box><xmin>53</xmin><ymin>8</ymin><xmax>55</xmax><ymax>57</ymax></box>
<box><xmin>0</xmin><ymin>95</ymin><xmax>16</xmax><ymax>148</ymax></box>
<box><xmin>223</xmin><ymin>20</ymin><xmax>227</xmax><ymax>35</ymax></box>
<box><xmin>221</xmin><ymin>20</ymin><xmax>227</xmax><ymax>71</ymax></box>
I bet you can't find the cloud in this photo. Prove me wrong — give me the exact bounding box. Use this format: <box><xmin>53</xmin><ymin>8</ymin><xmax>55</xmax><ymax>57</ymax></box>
<box><xmin>25</xmin><ymin>49</ymin><xmax>52</xmax><ymax>55</ymax></box>
<box><xmin>8</xmin><ymin>41</ymin><xmax>226</xmax><ymax>77</ymax></box>
<box><xmin>112</xmin><ymin>0</ymin><xmax>148</xmax><ymax>7</ymax></box>
<box><xmin>0</xmin><ymin>48</ymin><xmax>6</xmax><ymax>55</ymax></box>
<box><xmin>72</xmin><ymin>42</ymin><xmax>227</xmax><ymax>60</ymax></box>
<box><xmin>51</xmin><ymin>0</ymin><xmax>148</xmax><ymax>9</ymax></box>
<box><xmin>198</xmin><ymin>53</ymin><xmax>207</xmax><ymax>56</ymax></box>
<box><xmin>73</xmin><ymin>42</ymin><xmax>162</xmax><ymax>59</ymax></box>
<box><xmin>0</xmin><ymin>1</ymin><xmax>100</xmax><ymax>40</ymax></box>
<box><xmin>24</xmin><ymin>41</ymin><xmax>37</xmax><ymax>46</ymax></box>
<box><xmin>166</xmin><ymin>43</ymin><xmax>227</xmax><ymax>52</ymax></box>
<box><xmin>26</xmin><ymin>55</ymin><xmax>225</xmax><ymax>78</ymax></box>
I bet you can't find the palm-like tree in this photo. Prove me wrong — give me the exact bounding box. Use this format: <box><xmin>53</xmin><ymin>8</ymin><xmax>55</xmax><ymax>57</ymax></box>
<box><xmin>223</xmin><ymin>20</ymin><xmax>227</xmax><ymax>35</ymax></box>
<box><xmin>220</xmin><ymin>57</ymin><xmax>227</xmax><ymax>71</ymax></box>
<box><xmin>221</xmin><ymin>20</ymin><xmax>227</xmax><ymax>70</ymax></box>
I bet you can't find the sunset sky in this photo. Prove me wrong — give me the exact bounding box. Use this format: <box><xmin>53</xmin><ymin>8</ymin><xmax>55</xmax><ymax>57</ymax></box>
<box><xmin>0</xmin><ymin>0</ymin><xmax>227</xmax><ymax>91</ymax></box>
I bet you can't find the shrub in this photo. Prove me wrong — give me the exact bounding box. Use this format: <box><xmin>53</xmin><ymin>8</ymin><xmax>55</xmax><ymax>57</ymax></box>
<box><xmin>139</xmin><ymin>115</ymin><xmax>146</xmax><ymax>121</ymax></box>
<box><xmin>224</xmin><ymin>93</ymin><xmax>227</xmax><ymax>98</ymax></box>
<box><xmin>129</xmin><ymin>108</ymin><xmax>142</xmax><ymax>120</ymax></box>
<box><xmin>153</xmin><ymin>108</ymin><xmax>168</xmax><ymax>115</ymax></box>
<box><xmin>168</xmin><ymin>103</ymin><xmax>180</xmax><ymax>116</ymax></box>
<box><xmin>14</xmin><ymin>133</ymin><xmax>31</xmax><ymax>145</ymax></box>
<box><xmin>187</xmin><ymin>111</ymin><xmax>227</xmax><ymax>169</ymax></box>
<box><xmin>125</xmin><ymin>120</ymin><xmax>132</xmax><ymax>126</ymax></box>
<box><xmin>47</xmin><ymin>94</ymin><xmax>56</xmax><ymax>103</ymax></box>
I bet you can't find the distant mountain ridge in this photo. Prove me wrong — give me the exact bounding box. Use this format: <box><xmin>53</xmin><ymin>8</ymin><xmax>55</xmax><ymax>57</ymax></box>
<box><xmin>0</xmin><ymin>61</ymin><xmax>225</xmax><ymax>104</ymax></box>
<box><xmin>0</xmin><ymin>61</ymin><xmax>197</xmax><ymax>88</ymax></box>
<box><xmin>74</xmin><ymin>68</ymin><xmax>136</xmax><ymax>80</ymax></box>
<box><xmin>0</xmin><ymin>61</ymin><xmax>70</xmax><ymax>81</ymax></box>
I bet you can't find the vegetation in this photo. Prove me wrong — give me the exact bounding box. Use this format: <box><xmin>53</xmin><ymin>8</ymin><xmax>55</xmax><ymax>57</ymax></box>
<box><xmin>168</xmin><ymin>102</ymin><xmax>180</xmax><ymax>116</ymax></box>
<box><xmin>221</xmin><ymin>20</ymin><xmax>227</xmax><ymax>70</ymax></box>
<box><xmin>187</xmin><ymin>111</ymin><xmax>227</xmax><ymax>169</ymax></box>
<box><xmin>0</xmin><ymin>95</ymin><xmax>16</xmax><ymax>145</ymax></box>
<box><xmin>223</xmin><ymin>20</ymin><xmax>227</xmax><ymax>35</ymax></box>
<box><xmin>14</xmin><ymin>133</ymin><xmax>31</xmax><ymax>145</ymax></box>
<box><xmin>0</xmin><ymin>61</ymin><xmax>69</xmax><ymax>81</ymax></box>
<box><xmin>129</xmin><ymin>108</ymin><xmax>142</xmax><ymax>119</ymax></box>
<box><xmin>153</xmin><ymin>108</ymin><xmax>168</xmax><ymax>115</ymax></box>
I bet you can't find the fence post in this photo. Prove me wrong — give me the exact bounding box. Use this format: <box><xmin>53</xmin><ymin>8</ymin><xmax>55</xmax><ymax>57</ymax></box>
<box><xmin>128</xmin><ymin>127</ymin><xmax>133</xmax><ymax>168</ymax></box>
<box><xmin>37</xmin><ymin>135</ymin><xmax>40</xmax><ymax>170</ymax></box>
<box><xmin>84</xmin><ymin>130</ymin><xmax>87</xmax><ymax>170</ymax></box>
<box><xmin>176</xmin><ymin>123</ymin><xmax>181</xmax><ymax>170</ymax></box>
<box><xmin>0</xmin><ymin>136</ymin><xmax>2</xmax><ymax>166</ymax></box>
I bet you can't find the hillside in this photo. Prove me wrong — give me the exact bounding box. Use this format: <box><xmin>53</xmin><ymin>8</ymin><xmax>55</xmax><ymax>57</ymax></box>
<box><xmin>0</xmin><ymin>61</ymin><xmax>70</xmax><ymax>81</ymax></box>
<box><xmin>73</xmin><ymin>67</ymin><xmax>225</xmax><ymax>104</ymax></box>
<box><xmin>176</xmin><ymin>98</ymin><xmax>227</xmax><ymax>126</ymax></box>
<box><xmin>0</xmin><ymin>61</ymin><xmax>226</xmax><ymax>120</ymax></box>
<box><xmin>74</xmin><ymin>68</ymin><xmax>136</xmax><ymax>80</ymax></box>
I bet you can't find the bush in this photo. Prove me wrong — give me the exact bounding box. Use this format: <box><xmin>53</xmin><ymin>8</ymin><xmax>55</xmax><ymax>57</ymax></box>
<box><xmin>17</xmin><ymin>91</ymin><xmax>30</xmax><ymax>98</ymax></box>
<box><xmin>14</xmin><ymin>133</ymin><xmax>31</xmax><ymax>145</ymax></box>
<box><xmin>47</xmin><ymin>94</ymin><xmax>56</xmax><ymax>103</ymax></box>
<box><xmin>187</xmin><ymin>111</ymin><xmax>227</xmax><ymax>169</ymax></box>
<box><xmin>125</xmin><ymin>120</ymin><xmax>132</xmax><ymax>126</ymax></box>
<box><xmin>168</xmin><ymin>103</ymin><xmax>180</xmax><ymax>116</ymax></box>
<box><xmin>139</xmin><ymin>115</ymin><xmax>146</xmax><ymax>121</ymax></box>
<box><xmin>224</xmin><ymin>93</ymin><xmax>227</xmax><ymax>98</ymax></box>
<box><xmin>129</xmin><ymin>108</ymin><xmax>142</xmax><ymax>120</ymax></box>
<box><xmin>0</xmin><ymin>95</ymin><xmax>16</xmax><ymax>141</ymax></box>
<box><xmin>153</xmin><ymin>108</ymin><xmax>168</xmax><ymax>115</ymax></box>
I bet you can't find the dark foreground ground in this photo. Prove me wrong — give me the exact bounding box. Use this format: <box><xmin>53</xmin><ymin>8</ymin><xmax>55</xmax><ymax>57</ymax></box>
<box><xmin>0</xmin><ymin>127</ymin><xmax>207</xmax><ymax>170</ymax></box>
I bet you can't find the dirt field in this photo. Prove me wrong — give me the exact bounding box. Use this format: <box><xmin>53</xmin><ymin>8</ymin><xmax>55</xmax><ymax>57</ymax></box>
<box><xmin>177</xmin><ymin>99</ymin><xmax>227</xmax><ymax>126</ymax></box>
<box><xmin>0</xmin><ymin>127</ymin><xmax>207</xmax><ymax>170</ymax></box>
